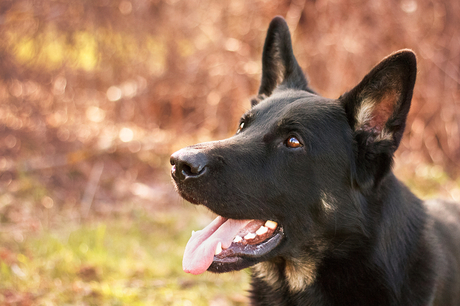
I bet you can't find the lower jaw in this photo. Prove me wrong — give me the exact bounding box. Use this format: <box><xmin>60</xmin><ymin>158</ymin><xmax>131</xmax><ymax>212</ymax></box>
<box><xmin>208</xmin><ymin>229</ymin><xmax>285</xmax><ymax>273</ymax></box>
<box><xmin>208</xmin><ymin>256</ymin><xmax>257</xmax><ymax>273</ymax></box>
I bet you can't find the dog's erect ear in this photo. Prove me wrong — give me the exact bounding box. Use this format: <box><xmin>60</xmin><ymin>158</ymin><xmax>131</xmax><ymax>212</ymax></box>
<box><xmin>256</xmin><ymin>16</ymin><xmax>310</xmax><ymax>101</ymax></box>
<box><xmin>340</xmin><ymin>50</ymin><xmax>417</xmax><ymax>188</ymax></box>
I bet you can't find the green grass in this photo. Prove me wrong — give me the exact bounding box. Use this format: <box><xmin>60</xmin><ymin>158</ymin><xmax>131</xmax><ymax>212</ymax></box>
<box><xmin>2</xmin><ymin>166</ymin><xmax>458</xmax><ymax>305</ymax></box>
<box><xmin>0</xmin><ymin>206</ymin><xmax>249</xmax><ymax>305</ymax></box>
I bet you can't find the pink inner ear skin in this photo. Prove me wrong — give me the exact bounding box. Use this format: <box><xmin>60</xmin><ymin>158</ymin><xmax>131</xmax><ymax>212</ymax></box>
<box><xmin>369</xmin><ymin>93</ymin><xmax>398</xmax><ymax>133</ymax></box>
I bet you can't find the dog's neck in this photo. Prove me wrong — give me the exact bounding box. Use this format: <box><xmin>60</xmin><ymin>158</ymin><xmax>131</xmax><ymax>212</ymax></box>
<box><xmin>250</xmin><ymin>173</ymin><xmax>434</xmax><ymax>304</ymax></box>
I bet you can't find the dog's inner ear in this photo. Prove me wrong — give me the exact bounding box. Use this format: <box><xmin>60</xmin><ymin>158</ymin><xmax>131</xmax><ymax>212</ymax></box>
<box><xmin>341</xmin><ymin>50</ymin><xmax>417</xmax><ymax>188</ymax></box>
<box><xmin>354</xmin><ymin>86</ymin><xmax>402</xmax><ymax>142</ymax></box>
<box><xmin>254</xmin><ymin>16</ymin><xmax>310</xmax><ymax>105</ymax></box>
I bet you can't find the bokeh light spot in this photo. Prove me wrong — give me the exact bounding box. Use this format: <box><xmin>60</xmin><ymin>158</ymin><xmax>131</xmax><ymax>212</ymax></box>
<box><xmin>107</xmin><ymin>86</ymin><xmax>122</xmax><ymax>101</ymax></box>
<box><xmin>119</xmin><ymin>127</ymin><xmax>134</xmax><ymax>142</ymax></box>
<box><xmin>86</xmin><ymin>106</ymin><xmax>106</xmax><ymax>123</ymax></box>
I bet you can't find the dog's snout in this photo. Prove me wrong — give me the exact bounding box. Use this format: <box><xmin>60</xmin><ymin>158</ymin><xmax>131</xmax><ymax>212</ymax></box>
<box><xmin>170</xmin><ymin>149</ymin><xmax>209</xmax><ymax>181</ymax></box>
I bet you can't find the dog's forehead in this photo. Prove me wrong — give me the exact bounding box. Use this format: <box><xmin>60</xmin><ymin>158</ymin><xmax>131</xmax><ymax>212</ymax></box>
<box><xmin>251</xmin><ymin>90</ymin><xmax>341</xmax><ymax>124</ymax></box>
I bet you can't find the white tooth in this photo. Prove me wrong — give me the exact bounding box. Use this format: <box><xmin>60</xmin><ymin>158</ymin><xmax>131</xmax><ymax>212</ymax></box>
<box><xmin>244</xmin><ymin>232</ymin><xmax>256</xmax><ymax>240</ymax></box>
<box><xmin>233</xmin><ymin>235</ymin><xmax>243</xmax><ymax>243</ymax></box>
<box><xmin>256</xmin><ymin>226</ymin><xmax>268</xmax><ymax>236</ymax></box>
<box><xmin>215</xmin><ymin>242</ymin><xmax>222</xmax><ymax>255</ymax></box>
<box><xmin>264</xmin><ymin>220</ymin><xmax>278</xmax><ymax>230</ymax></box>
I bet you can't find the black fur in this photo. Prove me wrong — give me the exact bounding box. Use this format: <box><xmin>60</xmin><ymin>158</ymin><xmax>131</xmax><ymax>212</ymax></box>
<box><xmin>170</xmin><ymin>16</ymin><xmax>460</xmax><ymax>305</ymax></box>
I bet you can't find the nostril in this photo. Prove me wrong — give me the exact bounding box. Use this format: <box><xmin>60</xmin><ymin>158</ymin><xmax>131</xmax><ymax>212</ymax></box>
<box><xmin>182</xmin><ymin>163</ymin><xmax>205</xmax><ymax>177</ymax></box>
<box><xmin>182</xmin><ymin>163</ymin><xmax>193</xmax><ymax>176</ymax></box>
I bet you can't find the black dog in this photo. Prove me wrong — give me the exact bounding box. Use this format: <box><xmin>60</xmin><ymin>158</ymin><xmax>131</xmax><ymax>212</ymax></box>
<box><xmin>170</xmin><ymin>16</ymin><xmax>460</xmax><ymax>305</ymax></box>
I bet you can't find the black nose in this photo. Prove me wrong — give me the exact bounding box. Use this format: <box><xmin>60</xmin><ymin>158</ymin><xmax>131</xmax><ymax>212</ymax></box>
<box><xmin>170</xmin><ymin>148</ymin><xmax>209</xmax><ymax>181</ymax></box>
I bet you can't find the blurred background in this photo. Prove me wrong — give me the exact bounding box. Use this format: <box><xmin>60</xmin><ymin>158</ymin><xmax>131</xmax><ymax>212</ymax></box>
<box><xmin>0</xmin><ymin>0</ymin><xmax>459</xmax><ymax>305</ymax></box>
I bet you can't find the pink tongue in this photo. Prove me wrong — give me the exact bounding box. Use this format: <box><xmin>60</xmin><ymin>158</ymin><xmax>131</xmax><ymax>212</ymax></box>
<box><xmin>183</xmin><ymin>216</ymin><xmax>252</xmax><ymax>275</ymax></box>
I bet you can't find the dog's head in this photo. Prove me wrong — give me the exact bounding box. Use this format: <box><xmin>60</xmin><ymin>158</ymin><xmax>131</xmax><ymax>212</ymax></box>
<box><xmin>170</xmin><ymin>16</ymin><xmax>416</xmax><ymax>275</ymax></box>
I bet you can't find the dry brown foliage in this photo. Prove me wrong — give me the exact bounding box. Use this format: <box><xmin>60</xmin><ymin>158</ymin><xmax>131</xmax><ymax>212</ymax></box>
<box><xmin>0</xmin><ymin>0</ymin><xmax>459</xmax><ymax>214</ymax></box>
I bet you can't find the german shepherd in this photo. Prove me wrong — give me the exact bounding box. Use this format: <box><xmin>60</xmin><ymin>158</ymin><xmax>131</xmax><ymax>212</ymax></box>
<box><xmin>170</xmin><ymin>16</ymin><xmax>460</xmax><ymax>305</ymax></box>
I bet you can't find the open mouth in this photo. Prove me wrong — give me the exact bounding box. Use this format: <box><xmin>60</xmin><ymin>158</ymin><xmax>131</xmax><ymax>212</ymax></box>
<box><xmin>183</xmin><ymin>216</ymin><xmax>284</xmax><ymax>274</ymax></box>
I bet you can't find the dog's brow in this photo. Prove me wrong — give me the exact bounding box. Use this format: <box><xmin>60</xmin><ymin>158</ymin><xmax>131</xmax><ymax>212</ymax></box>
<box><xmin>241</xmin><ymin>112</ymin><xmax>254</xmax><ymax>122</ymax></box>
<box><xmin>278</xmin><ymin>118</ymin><xmax>305</xmax><ymax>130</ymax></box>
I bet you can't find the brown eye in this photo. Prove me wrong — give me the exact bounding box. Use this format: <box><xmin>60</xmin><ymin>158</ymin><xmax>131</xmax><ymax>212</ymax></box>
<box><xmin>286</xmin><ymin>136</ymin><xmax>302</xmax><ymax>148</ymax></box>
<box><xmin>237</xmin><ymin>122</ymin><xmax>244</xmax><ymax>133</ymax></box>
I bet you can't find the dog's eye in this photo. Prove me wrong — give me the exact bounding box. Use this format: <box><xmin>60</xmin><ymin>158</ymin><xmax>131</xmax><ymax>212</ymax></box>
<box><xmin>286</xmin><ymin>136</ymin><xmax>302</xmax><ymax>148</ymax></box>
<box><xmin>237</xmin><ymin>122</ymin><xmax>244</xmax><ymax>133</ymax></box>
